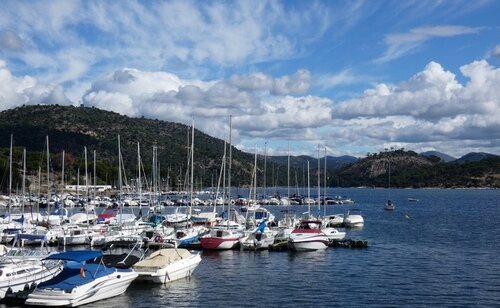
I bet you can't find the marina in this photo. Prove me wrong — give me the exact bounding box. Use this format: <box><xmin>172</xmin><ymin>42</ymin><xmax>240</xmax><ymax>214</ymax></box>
<box><xmin>0</xmin><ymin>1</ymin><xmax>499</xmax><ymax>307</ymax></box>
<box><xmin>0</xmin><ymin>187</ymin><xmax>498</xmax><ymax>307</ymax></box>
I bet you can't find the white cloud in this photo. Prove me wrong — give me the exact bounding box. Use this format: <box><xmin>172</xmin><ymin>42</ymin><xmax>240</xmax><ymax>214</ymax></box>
<box><xmin>491</xmin><ymin>45</ymin><xmax>500</xmax><ymax>58</ymax></box>
<box><xmin>0</xmin><ymin>1</ymin><xmax>333</xmax><ymax>83</ymax></box>
<box><xmin>0</xmin><ymin>60</ymin><xmax>71</xmax><ymax>110</ymax></box>
<box><xmin>229</xmin><ymin>69</ymin><xmax>311</xmax><ymax>95</ymax></box>
<box><xmin>81</xmin><ymin>67</ymin><xmax>329</xmax><ymax>142</ymax></box>
<box><xmin>329</xmin><ymin>60</ymin><xmax>500</xmax><ymax>155</ymax></box>
<box><xmin>315</xmin><ymin>69</ymin><xmax>368</xmax><ymax>89</ymax></box>
<box><xmin>377</xmin><ymin>25</ymin><xmax>480</xmax><ymax>63</ymax></box>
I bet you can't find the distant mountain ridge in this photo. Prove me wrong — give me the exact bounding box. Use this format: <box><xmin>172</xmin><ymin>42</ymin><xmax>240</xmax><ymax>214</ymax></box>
<box><xmin>453</xmin><ymin>152</ymin><xmax>498</xmax><ymax>164</ymax></box>
<box><xmin>0</xmin><ymin>105</ymin><xmax>498</xmax><ymax>189</ymax></box>
<box><xmin>420</xmin><ymin>151</ymin><xmax>456</xmax><ymax>162</ymax></box>
<box><xmin>337</xmin><ymin>149</ymin><xmax>499</xmax><ymax>188</ymax></box>
<box><xmin>265</xmin><ymin>154</ymin><xmax>357</xmax><ymax>171</ymax></box>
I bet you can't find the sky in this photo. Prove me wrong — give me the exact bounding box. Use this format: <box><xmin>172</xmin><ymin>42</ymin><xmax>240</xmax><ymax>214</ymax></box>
<box><xmin>0</xmin><ymin>0</ymin><xmax>499</xmax><ymax>158</ymax></box>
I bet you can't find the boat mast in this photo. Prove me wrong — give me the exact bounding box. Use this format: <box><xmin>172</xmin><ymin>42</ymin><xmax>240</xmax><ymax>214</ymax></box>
<box><xmin>287</xmin><ymin>142</ymin><xmax>290</xmax><ymax>199</ymax></box>
<box><xmin>37</xmin><ymin>166</ymin><xmax>41</xmax><ymax>217</ymax></box>
<box><xmin>77</xmin><ymin>168</ymin><xmax>80</xmax><ymax>202</ymax></box>
<box><xmin>227</xmin><ymin>115</ymin><xmax>232</xmax><ymax>228</ymax></box>
<box><xmin>317</xmin><ymin>144</ymin><xmax>320</xmax><ymax>218</ymax></box>
<box><xmin>307</xmin><ymin>160</ymin><xmax>310</xmax><ymax>219</ymax></box>
<box><xmin>221</xmin><ymin>134</ymin><xmax>227</xmax><ymax>214</ymax></box>
<box><xmin>84</xmin><ymin>146</ymin><xmax>88</xmax><ymax>205</ymax></box>
<box><xmin>61</xmin><ymin>150</ymin><xmax>65</xmax><ymax>199</ymax></box>
<box><xmin>118</xmin><ymin>135</ymin><xmax>122</xmax><ymax>223</ymax></box>
<box><xmin>46</xmin><ymin>135</ymin><xmax>50</xmax><ymax>215</ymax></box>
<box><xmin>22</xmin><ymin>148</ymin><xmax>26</xmax><ymax>219</ymax></box>
<box><xmin>8</xmin><ymin>134</ymin><xmax>12</xmax><ymax>219</ymax></box>
<box><xmin>93</xmin><ymin>150</ymin><xmax>96</xmax><ymax>199</ymax></box>
<box><xmin>263</xmin><ymin>141</ymin><xmax>267</xmax><ymax>205</ymax></box>
<box><xmin>324</xmin><ymin>147</ymin><xmax>327</xmax><ymax>217</ymax></box>
<box><xmin>152</xmin><ymin>146</ymin><xmax>156</xmax><ymax>210</ymax></box>
<box><xmin>388</xmin><ymin>157</ymin><xmax>391</xmax><ymax>200</ymax></box>
<box><xmin>137</xmin><ymin>142</ymin><xmax>141</xmax><ymax>211</ymax></box>
<box><xmin>189</xmin><ymin>119</ymin><xmax>194</xmax><ymax>219</ymax></box>
<box><xmin>214</xmin><ymin>136</ymin><xmax>226</xmax><ymax>214</ymax></box>
<box><xmin>253</xmin><ymin>146</ymin><xmax>257</xmax><ymax>204</ymax></box>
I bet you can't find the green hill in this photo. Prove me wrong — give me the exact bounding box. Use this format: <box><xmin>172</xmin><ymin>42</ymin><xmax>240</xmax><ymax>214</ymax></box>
<box><xmin>0</xmin><ymin>105</ymin><xmax>498</xmax><ymax>191</ymax></box>
<box><xmin>0</xmin><ymin>105</ymin><xmax>258</xmax><ymax>191</ymax></box>
<box><xmin>337</xmin><ymin>149</ymin><xmax>500</xmax><ymax>188</ymax></box>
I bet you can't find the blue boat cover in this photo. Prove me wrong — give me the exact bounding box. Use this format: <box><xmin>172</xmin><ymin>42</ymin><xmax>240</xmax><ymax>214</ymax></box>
<box><xmin>15</xmin><ymin>233</ymin><xmax>47</xmax><ymax>241</ymax></box>
<box><xmin>38</xmin><ymin>263</ymin><xmax>115</xmax><ymax>291</ymax></box>
<box><xmin>44</xmin><ymin>250</ymin><xmax>103</xmax><ymax>262</ymax></box>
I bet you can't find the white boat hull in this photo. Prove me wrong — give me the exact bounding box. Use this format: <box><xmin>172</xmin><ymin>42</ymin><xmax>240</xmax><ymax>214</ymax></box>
<box><xmin>25</xmin><ymin>270</ymin><xmax>138</xmax><ymax>307</ymax></box>
<box><xmin>0</xmin><ymin>263</ymin><xmax>62</xmax><ymax>299</ymax></box>
<box><xmin>135</xmin><ymin>254</ymin><xmax>201</xmax><ymax>284</ymax></box>
<box><xmin>288</xmin><ymin>233</ymin><xmax>329</xmax><ymax>252</ymax></box>
<box><xmin>322</xmin><ymin>228</ymin><xmax>346</xmax><ymax>240</ymax></box>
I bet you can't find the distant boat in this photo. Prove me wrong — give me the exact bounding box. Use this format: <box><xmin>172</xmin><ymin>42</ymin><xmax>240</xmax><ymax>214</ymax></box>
<box><xmin>384</xmin><ymin>199</ymin><xmax>395</xmax><ymax>211</ymax></box>
<box><xmin>384</xmin><ymin>158</ymin><xmax>395</xmax><ymax>211</ymax></box>
<box><xmin>407</xmin><ymin>198</ymin><xmax>419</xmax><ymax>202</ymax></box>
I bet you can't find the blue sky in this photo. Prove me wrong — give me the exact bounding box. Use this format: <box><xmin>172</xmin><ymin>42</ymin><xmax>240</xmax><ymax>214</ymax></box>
<box><xmin>0</xmin><ymin>0</ymin><xmax>499</xmax><ymax>158</ymax></box>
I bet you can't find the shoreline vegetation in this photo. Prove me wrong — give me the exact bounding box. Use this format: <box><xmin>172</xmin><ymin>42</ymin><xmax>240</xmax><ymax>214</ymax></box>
<box><xmin>0</xmin><ymin>105</ymin><xmax>499</xmax><ymax>191</ymax></box>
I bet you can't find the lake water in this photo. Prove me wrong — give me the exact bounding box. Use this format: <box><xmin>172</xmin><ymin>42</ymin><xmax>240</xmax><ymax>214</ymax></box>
<box><xmin>2</xmin><ymin>188</ymin><xmax>500</xmax><ymax>307</ymax></box>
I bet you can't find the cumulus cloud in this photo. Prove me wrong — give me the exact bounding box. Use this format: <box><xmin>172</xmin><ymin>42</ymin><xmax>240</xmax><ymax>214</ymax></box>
<box><xmin>229</xmin><ymin>70</ymin><xmax>311</xmax><ymax>95</ymax></box>
<box><xmin>0</xmin><ymin>60</ymin><xmax>71</xmax><ymax>111</ymax></box>
<box><xmin>330</xmin><ymin>60</ymin><xmax>500</xmax><ymax>154</ymax></box>
<box><xmin>377</xmin><ymin>25</ymin><xmax>480</xmax><ymax>63</ymax></box>
<box><xmin>82</xmin><ymin>68</ymin><xmax>328</xmax><ymax>141</ymax></box>
<box><xmin>492</xmin><ymin>45</ymin><xmax>500</xmax><ymax>58</ymax></box>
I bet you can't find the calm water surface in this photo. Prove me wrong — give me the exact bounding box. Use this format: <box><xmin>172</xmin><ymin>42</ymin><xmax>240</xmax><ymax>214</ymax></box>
<box><xmin>2</xmin><ymin>188</ymin><xmax>499</xmax><ymax>307</ymax></box>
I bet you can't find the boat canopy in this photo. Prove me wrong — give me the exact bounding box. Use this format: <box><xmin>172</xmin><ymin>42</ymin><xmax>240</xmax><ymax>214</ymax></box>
<box><xmin>45</xmin><ymin>250</ymin><xmax>103</xmax><ymax>262</ymax></box>
<box><xmin>14</xmin><ymin>233</ymin><xmax>47</xmax><ymax>241</ymax></box>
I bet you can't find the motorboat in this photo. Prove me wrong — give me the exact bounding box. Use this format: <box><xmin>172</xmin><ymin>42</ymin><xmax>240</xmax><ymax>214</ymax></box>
<box><xmin>0</xmin><ymin>257</ymin><xmax>62</xmax><ymax>300</ymax></box>
<box><xmin>343</xmin><ymin>209</ymin><xmax>364</xmax><ymax>227</ymax></box>
<box><xmin>133</xmin><ymin>248</ymin><xmax>201</xmax><ymax>284</ymax></box>
<box><xmin>0</xmin><ymin>234</ymin><xmax>63</xmax><ymax>300</ymax></box>
<box><xmin>288</xmin><ymin>220</ymin><xmax>329</xmax><ymax>252</ymax></box>
<box><xmin>321</xmin><ymin>227</ymin><xmax>346</xmax><ymax>240</ymax></box>
<box><xmin>25</xmin><ymin>250</ymin><xmax>138</xmax><ymax>307</ymax></box>
<box><xmin>323</xmin><ymin>214</ymin><xmax>344</xmax><ymax>227</ymax></box>
<box><xmin>67</xmin><ymin>210</ymin><xmax>97</xmax><ymax>225</ymax></box>
<box><xmin>199</xmin><ymin>221</ymin><xmax>244</xmax><ymax>250</ymax></box>
<box><xmin>58</xmin><ymin>225</ymin><xmax>96</xmax><ymax>246</ymax></box>
<box><xmin>190</xmin><ymin>210</ymin><xmax>219</xmax><ymax>227</ymax></box>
